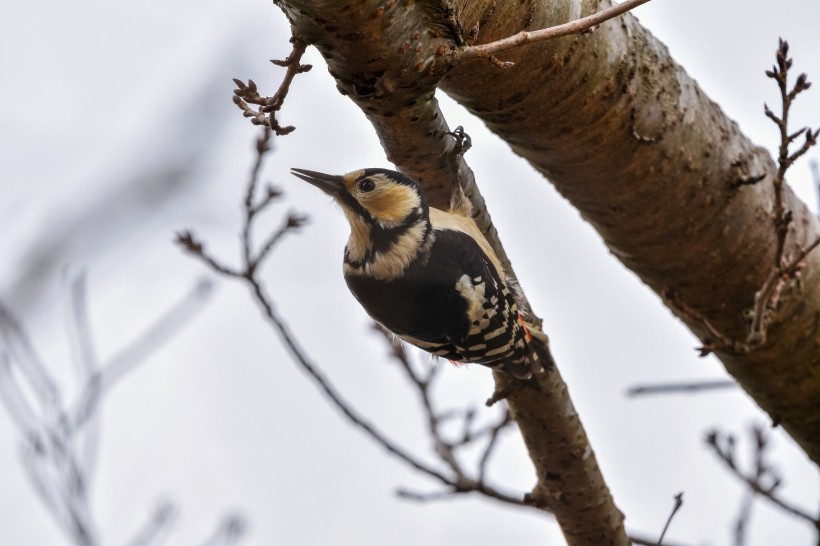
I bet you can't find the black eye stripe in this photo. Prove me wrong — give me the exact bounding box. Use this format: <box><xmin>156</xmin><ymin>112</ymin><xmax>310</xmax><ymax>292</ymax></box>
<box><xmin>359</xmin><ymin>179</ymin><xmax>376</xmax><ymax>192</ymax></box>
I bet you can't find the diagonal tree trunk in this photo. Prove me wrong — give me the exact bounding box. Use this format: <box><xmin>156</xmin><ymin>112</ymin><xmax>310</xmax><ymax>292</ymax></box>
<box><xmin>439</xmin><ymin>0</ymin><xmax>820</xmax><ymax>464</ymax></box>
<box><xmin>273</xmin><ymin>0</ymin><xmax>820</xmax><ymax>540</ymax></box>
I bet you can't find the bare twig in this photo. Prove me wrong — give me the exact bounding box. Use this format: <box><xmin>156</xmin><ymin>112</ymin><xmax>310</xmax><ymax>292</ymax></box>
<box><xmin>233</xmin><ymin>37</ymin><xmax>312</xmax><ymax>134</ymax></box>
<box><xmin>477</xmin><ymin>410</ymin><xmax>512</xmax><ymax>484</ymax></box>
<box><xmin>62</xmin><ymin>271</ymin><xmax>102</xmax><ymax>484</ymax></box>
<box><xmin>178</xmin><ymin>128</ymin><xmax>458</xmax><ymax>490</ymax></box>
<box><xmin>459</xmin><ymin>0</ymin><xmax>652</xmax><ymax>67</ymax></box>
<box><xmin>0</xmin><ymin>303</ymin><xmax>60</xmax><ymax>413</ymax></box>
<box><xmin>125</xmin><ymin>501</ymin><xmax>178</xmax><ymax>546</ymax></box>
<box><xmin>70</xmin><ymin>277</ymin><xmax>214</xmax><ymax>432</ymax></box>
<box><xmin>1</xmin><ymin>298</ymin><xmax>98</xmax><ymax>545</ymax></box>
<box><xmin>370</xmin><ymin>324</ymin><xmax>520</xmax><ymax>504</ymax></box>
<box><xmin>0</xmin><ymin>277</ymin><xmax>235</xmax><ymax>546</ymax></box>
<box><xmin>656</xmin><ymin>492</ymin><xmax>684</xmax><ymax>546</ymax></box>
<box><xmin>626</xmin><ymin>379</ymin><xmax>735</xmax><ymax>397</ymax></box>
<box><xmin>666</xmin><ymin>40</ymin><xmax>820</xmax><ymax>357</ymax></box>
<box><xmin>706</xmin><ymin>426</ymin><xmax>820</xmax><ymax>529</ymax></box>
<box><xmin>396</xmin><ymin>488</ymin><xmax>460</xmax><ymax>502</ymax></box>
<box><xmin>630</xmin><ymin>538</ymin><xmax>688</xmax><ymax>546</ymax></box>
<box><xmin>200</xmin><ymin>513</ymin><xmax>247</xmax><ymax>546</ymax></box>
<box><xmin>65</xmin><ymin>271</ymin><xmax>98</xmax><ymax>378</ymax></box>
<box><xmin>733</xmin><ymin>490</ymin><xmax>755</xmax><ymax>546</ymax></box>
<box><xmin>745</xmin><ymin>39</ymin><xmax>820</xmax><ymax>348</ymax></box>
<box><xmin>0</xmin><ymin>352</ymin><xmax>39</xmax><ymax>430</ymax></box>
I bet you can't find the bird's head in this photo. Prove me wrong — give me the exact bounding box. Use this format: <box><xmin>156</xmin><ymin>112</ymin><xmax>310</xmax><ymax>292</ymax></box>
<box><xmin>290</xmin><ymin>167</ymin><xmax>428</xmax><ymax>229</ymax></box>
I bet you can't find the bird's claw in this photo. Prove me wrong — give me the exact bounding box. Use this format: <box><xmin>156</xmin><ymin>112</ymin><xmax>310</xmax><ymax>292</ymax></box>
<box><xmin>446</xmin><ymin>126</ymin><xmax>472</xmax><ymax>156</ymax></box>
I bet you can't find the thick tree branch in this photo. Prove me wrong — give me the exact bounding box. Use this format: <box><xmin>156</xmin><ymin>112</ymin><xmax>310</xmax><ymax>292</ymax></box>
<box><xmin>437</xmin><ymin>1</ymin><xmax>820</xmax><ymax>463</ymax></box>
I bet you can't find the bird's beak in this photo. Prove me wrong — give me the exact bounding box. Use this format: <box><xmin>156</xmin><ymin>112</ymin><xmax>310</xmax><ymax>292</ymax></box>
<box><xmin>290</xmin><ymin>168</ymin><xmax>345</xmax><ymax>196</ymax></box>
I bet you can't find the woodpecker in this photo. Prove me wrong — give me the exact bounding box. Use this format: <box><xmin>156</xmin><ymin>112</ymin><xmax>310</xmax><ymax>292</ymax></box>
<box><xmin>290</xmin><ymin>167</ymin><xmax>554</xmax><ymax>379</ymax></box>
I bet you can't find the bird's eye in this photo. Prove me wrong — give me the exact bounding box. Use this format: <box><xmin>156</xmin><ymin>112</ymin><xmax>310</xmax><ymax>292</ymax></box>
<box><xmin>359</xmin><ymin>178</ymin><xmax>376</xmax><ymax>192</ymax></box>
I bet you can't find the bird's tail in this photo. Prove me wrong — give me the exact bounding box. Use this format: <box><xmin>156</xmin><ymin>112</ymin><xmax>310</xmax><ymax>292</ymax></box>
<box><xmin>522</xmin><ymin>317</ymin><xmax>556</xmax><ymax>375</ymax></box>
<box><xmin>529</xmin><ymin>332</ymin><xmax>556</xmax><ymax>372</ymax></box>
<box><xmin>500</xmin><ymin>316</ymin><xmax>555</xmax><ymax>379</ymax></box>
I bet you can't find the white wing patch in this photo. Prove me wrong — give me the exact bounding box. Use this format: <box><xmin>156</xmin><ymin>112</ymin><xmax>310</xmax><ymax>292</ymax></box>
<box><xmin>455</xmin><ymin>274</ymin><xmax>495</xmax><ymax>331</ymax></box>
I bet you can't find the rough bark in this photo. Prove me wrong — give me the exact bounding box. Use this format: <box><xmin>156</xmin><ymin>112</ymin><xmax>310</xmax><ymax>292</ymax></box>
<box><xmin>440</xmin><ymin>0</ymin><xmax>820</xmax><ymax>463</ymax></box>
<box><xmin>272</xmin><ymin>0</ymin><xmax>820</xmax><ymax>539</ymax></box>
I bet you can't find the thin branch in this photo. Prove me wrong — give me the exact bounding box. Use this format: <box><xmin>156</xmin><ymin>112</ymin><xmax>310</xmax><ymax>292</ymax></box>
<box><xmin>175</xmin><ymin>232</ymin><xmax>243</xmax><ymax>278</ymax></box>
<box><xmin>125</xmin><ymin>501</ymin><xmax>178</xmax><ymax>546</ymax></box>
<box><xmin>233</xmin><ymin>37</ymin><xmax>312</xmax><ymax>134</ymax></box>
<box><xmin>0</xmin><ymin>302</ymin><xmax>61</xmax><ymax>414</ymax></box>
<box><xmin>179</xmin><ymin>128</ymin><xmax>455</xmax><ymax>489</ymax></box>
<box><xmin>0</xmin><ymin>352</ymin><xmax>40</xmax><ymax>431</ymax></box>
<box><xmin>626</xmin><ymin>379</ymin><xmax>735</xmax><ymax>397</ymax></box>
<box><xmin>746</xmin><ymin>39</ymin><xmax>820</xmax><ymax>347</ymax></box>
<box><xmin>733</xmin><ymin>490</ymin><xmax>755</xmax><ymax>546</ymax></box>
<box><xmin>254</xmin><ymin>211</ymin><xmax>309</xmax><ymax>273</ymax></box>
<box><xmin>70</xmin><ymin>278</ymin><xmax>214</xmax><ymax>432</ymax></box>
<box><xmin>0</xmin><ymin>277</ymin><xmax>226</xmax><ymax>546</ymax></box>
<box><xmin>200</xmin><ymin>513</ymin><xmax>247</xmax><ymax>546</ymax></box>
<box><xmin>396</xmin><ymin>488</ymin><xmax>460</xmax><ymax>502</ymax></box>
<box><xmin>65</xmin><ymin>271</ymin><xmax>98</xmax><ymax>378</ymax></box>
<box><xmin>241</xmin><ymin>127</ymin><xmax>273</xmax><ymax>268</ymax></box>
<box><xmin>706</xmin><ymin>426</ymin><xmax>820</xmax><ymax>527</ymax></box>
<box><xmin>630</xmin><ymin>537</ymin><xmax>689</xmax><ymax>546</ymax></box>
<box><xmin>374</xmin><ymin>325</ymin><xmax>464</xmax><ymax>476</ymax></box>
<box><xmin>19</xmin><ymin>439</ymin><xmax>73</xmax><ymax>536</ymax></box>
<box><xmin>459</xmin><ymin>0</ymin><xmax>653</xmax><ymax>67</ymax></box>
<box><xmin>477</xmin><ymin>409</ymin><xmax>512</xmax><ymax>484</ymax></box>
<box><xmin>0</xmin><ymin>302</ymin><xmax>98</xmax><ymax>545</ymax></box>
<box><xmin>666</xmin><ymin>40</ymin><xmax>820</xmax><ymax>357</ymax></box>
<box><xmin>782</xmin><ymin>234</ymin><xmax>820</xmax><ymax>275</ymax></box>
<box><xmin>30</xmin><ymin>437</ymin><xmax>97</xmax><ymax>546</ymax></box>
<box><xmin>98</xmin><ymin>279</ymin><xmax>212</xmax><ymax>390</ymax></box>
<box><xmin>395</xmin><ymin>480</ymin><xmax>535</xmax><ymax>510</ymax></box>
<box><xmin>246</xmin><ymin>275</ymin><xmax>453</xmax><ymax>485</ymax></box>
<box><xmin>63</xmin><ymin>271</ymin><xmax>101</xmax><ymax>483</ymax></box>
<box><xmin>656</xmin><ymin>492</ymin><xmax>684</xmax><ymax>546</ymax></box>
<box><xmin>370</xmin><ymin>324</ymin><xmax>524</xmax><ymax>505</ymax></box>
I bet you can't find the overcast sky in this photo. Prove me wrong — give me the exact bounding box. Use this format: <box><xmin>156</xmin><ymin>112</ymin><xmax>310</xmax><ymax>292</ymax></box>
<box><xmin>1</xmin><ymin>1</ymin><xmax>819</xmax><ymax>545</ymax></box>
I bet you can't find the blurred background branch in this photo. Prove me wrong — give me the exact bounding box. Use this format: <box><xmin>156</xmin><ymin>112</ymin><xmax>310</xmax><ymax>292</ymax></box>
<box><xmin>0</xmin><ymin>273</ymin><xmax>245</xmax><ymax>545</ymax></box>
<box><xmin>706</xmin><ymin>425</ymin><xmax>820</xmax><ymax>543</ymax></box>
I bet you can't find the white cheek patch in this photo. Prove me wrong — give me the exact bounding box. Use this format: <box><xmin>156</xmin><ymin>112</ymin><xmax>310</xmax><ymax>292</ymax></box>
<box><xmin>369</xmin><ymin>221</ymin><xmax>429</xmax><ymax>280</ymax></box>
<box><xmin>342</xmin><ymin>208</ymin><xmax>372</xmax><ymax>264</ymax></box>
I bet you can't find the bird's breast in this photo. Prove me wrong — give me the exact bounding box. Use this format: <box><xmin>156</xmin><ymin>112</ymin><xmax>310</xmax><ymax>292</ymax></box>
<box><xmin>343</xmin><ymin>227</ymin><xmax>506</xmax><ymax>349</ymax></box>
